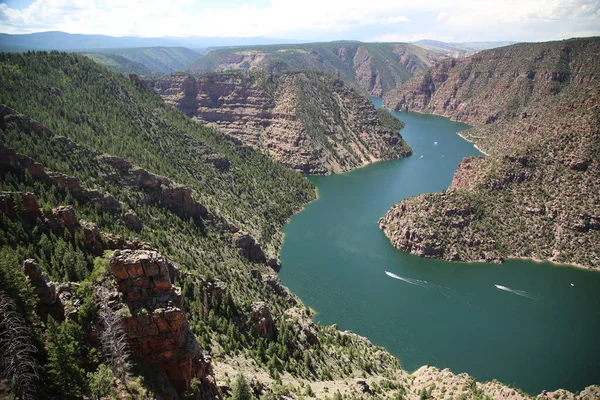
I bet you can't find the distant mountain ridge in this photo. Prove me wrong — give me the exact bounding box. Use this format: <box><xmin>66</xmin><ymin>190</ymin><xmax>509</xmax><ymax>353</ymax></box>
<box><xmin>0</xmin><ymin>31</ymin><xmax>307</xmax><ymax>52</ymax></box>
<box><xmin>188</xmin><ymin>41</ymin><xmax>440</xmax><ymax>96</ymax></box>
<box><xmin>412</xmin><ymin>39</ymin><xmax>518</xmax><ymax>57</ymax></box>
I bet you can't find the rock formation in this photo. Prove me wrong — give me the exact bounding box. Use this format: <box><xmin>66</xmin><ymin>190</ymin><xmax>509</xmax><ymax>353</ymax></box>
<box><xmin>187</xmin><ymin>42</ymin><xmax>439</xmax><ymax>96</ymax></box>
<box><xmin>21</xmin><ymin>259</ymin><xmax>62</xmax><ymax>320</ymax></box>
<box><xmin>250</xmin><ymin>301</ymin><xmax>276</xmax><ymax>340</ymax></box>
<box><xmin>232</xmin><ymin>232</ymin><xmax>266</xmax><ymax>263</ymax></box>
<box><xmin>109</xmin><ymin>249</ymin><xmax>218</xmax><ymax>398</ymax></box>
<box><xmin>380</xmin><ymin>37</ymin><xmax>600</xmax><ymax>268</ymax></box>
<box><xmin>0</xmin><ymin>192</ymin><xmax>42</xmax><ymax>219</ymax></box>
<box><xmin>149</xmin><ymin>71</ymin><xmax>412</xmax><ymax>174</ymax></box>
<box><xmin>196</xmin><ymin>277</ymin><xmax>226</xmax><ymax>319</ymax></box>
<box><xmin>284</xmin><ymin>307</ymin><xmax>319</xmax><ymax>345</ymax></box>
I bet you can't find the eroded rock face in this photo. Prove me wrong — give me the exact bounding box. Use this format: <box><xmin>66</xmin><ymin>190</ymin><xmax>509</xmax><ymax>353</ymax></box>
<box><xmin>250</xmin><ymin>301</ymin><xmax>276</xmax><ymax>340</ymax></box>
<box><xmin>150</xmin><ymin>71</ymin><xmax>412</xmax><ymax>175</ymax></box>
<box><xmin>233</xmin><ymin>232</ymin><xmax>266</xmax><ymax>263</ymax></box>
<box><xmin>0</xmin><ymin>192</ymin><xmax>42</xmax><ymax>219</ymax></box>
<box><xmin>266</xmin><ymin>258</ymin><xmax>281</xmax><ymax>272</ymax></box>
<box><xmin>22</xmin><ymin>259</ymin><xmax>57</xmax><ymax>305</ymax></box>
<box><xmin>109</xmin><ymin>249</ymin><xmax>217</xmax><ymax>397</ymax></box>
<box><xmin>123</xmin><ymin>210</ymin><xmax>143</xmax><ymax>232</ymax></box>
<box><xmin>197</xmin><ymin>277</ymin><xmax>226</xmax><ymax>319</ymax></box>
<box><xmin>284</xmin><ymin>307</ymin><xmax>319</xmax><ymax>345</ymax></box>
<box><xmin>51</xmin><ymin>205</ymin><xmax>78</xmax><ymax>228</ymax></box>
<box><xmin>21</xmin><ymin>259</ymin><xmax>63</xmax><ymax>320</ymax></box>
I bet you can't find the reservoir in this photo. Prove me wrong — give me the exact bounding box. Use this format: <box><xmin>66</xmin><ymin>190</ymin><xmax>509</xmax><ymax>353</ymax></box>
<box><xmin>279</xmin><ymin>97</ymin><xmax>600</xmax><ymax>394</ymax></box>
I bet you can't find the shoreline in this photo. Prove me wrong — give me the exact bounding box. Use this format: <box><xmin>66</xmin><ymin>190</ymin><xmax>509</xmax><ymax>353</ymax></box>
<box><xmin>506</xmin><ymin>255</ymin><xmax>595</xmax><ymax>271</ymax></box>
<box><xmin>378</xmin><ymin>98</ymin><xmax>490</xmax><ymax>157</ymax></box>
<box><xmin>456</xmin><ymin>130</ymin><xmax>490</xmax><ymax>156</ymax></box>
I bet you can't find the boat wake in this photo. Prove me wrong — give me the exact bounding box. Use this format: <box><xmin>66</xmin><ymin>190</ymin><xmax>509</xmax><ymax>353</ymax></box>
<box><xmin>494</xmin><ymin>284</ymin><xmax>539</xmax><ymax>300</ymax></box>
<box><xmin>385</xmin><ymin>271</ymin><xmax>431</xmax><ymax>289</ymax></box>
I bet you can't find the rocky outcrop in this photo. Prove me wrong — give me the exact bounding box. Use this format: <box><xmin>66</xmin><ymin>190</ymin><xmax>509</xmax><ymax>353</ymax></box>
<box><xmin>123</xmin><ymin>165</ymin><xmax>207</xmax><ymax>222</ymax></box>
<box><xmin>0</xmin><ymin>142</ymin><xmax>121</xmax><ymax>212</ymax></box>
<box><xmin>150</xmin><ymin>71</ymin><xmax>412</xmax><ymax>174</ymax></box>
<box><xmin>284</xmin><ymin>307</ymin><xmax>319</xmax><ymax>345</ymax></box>
<box><xmin>250</xmin><ymin>301</ymin><xmax>276</xmax><ymax>340</ymax></box>
<box><xmin>22</xmin><ymin>259</ymin><xmax>62</xmax><ymax>320</ymax></box>
<box><xmin>196</xmin><ymin>277</ymin><xmax>226</xmax><ymax>319</ymax></box>
<box><xmin>109</xmin><ymin>249</ymin><xmax>218</xmax><ymax>398</ymax></box>
<box><xmin>123</xmin><ymin>210</ymin><xmax>142</xmax><ymax>232</ymax></box>
<box><xmin>188</xmin><ymin>42</ymin><xmax>438</xmax><ymax>96</ymax></box>
<box><xmin>0</xmin><ymin>192</ymin><xmax>156</xmax><ymax>260</ymax></box>
<box><xmin>233</xmin><ymin>232</ymin><xmax>266</xmax><ymax>263</ymax></box>
<box><xmin>380</xmin><ymin>37</ymin><xmax>600</xmax><ymax>269</ymax></box>
<box><xmin>266</xmin><ymin>258</ymin><xmax>281</xmax><ymax>272</ymax></box>
<box><xmin>0</xmin><ymin>192</ymin><xmax>42</xmax><ymax>219</ymax></box>
<box><xmin>411</xmin><ymin>366</ymin><xmax>600</xmax><ymax>400</ymax></box>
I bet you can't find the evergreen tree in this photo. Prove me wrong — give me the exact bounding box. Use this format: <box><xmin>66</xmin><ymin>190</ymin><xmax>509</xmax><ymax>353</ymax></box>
<box><xmin>231</xmin><ymin>372</ymin><xmax>252</xmax><ymax>400</ymax></box>
<box><xmin>46</xmin><ymin>317</ymin><xmax>86</xmax><ymax>397</ymax></box>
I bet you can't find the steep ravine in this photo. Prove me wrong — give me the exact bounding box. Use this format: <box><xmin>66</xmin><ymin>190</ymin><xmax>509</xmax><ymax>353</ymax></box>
<box><xmin>380</xmin><ymin>37</ymin><xmax>600</xmax><ymax>268</ymax></box>
<box><xmin>149</xmin><ymin>71</ymin><xmax>412</xmax><ymax>174</ymax></box>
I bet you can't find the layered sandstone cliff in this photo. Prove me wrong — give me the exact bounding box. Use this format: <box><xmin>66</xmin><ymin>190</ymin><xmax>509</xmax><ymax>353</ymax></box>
<box><xmin>150</xmin><ymin>71</ymin><xmax>411</xmax><ymax>174</ymax></box>
<box><xmin>380</xmin><ymin>37</ymin><xmax>600</xmax><ymax>268</ymax></box>
<box><xmin>108</xmin><ymin>249</ymin><xmax>217</xmax><ymax>398</ymax></box>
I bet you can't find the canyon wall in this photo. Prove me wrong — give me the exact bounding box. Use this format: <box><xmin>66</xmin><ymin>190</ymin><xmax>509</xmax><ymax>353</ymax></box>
<box><xmin>151</xmin><ymin>71</ymin><xmax>412</xmax><ymax>174</ymax></box>
<box><xmin>380</xmin><ymin>37</ymin><xmax>600</xmax><ymax>268</ymax></box>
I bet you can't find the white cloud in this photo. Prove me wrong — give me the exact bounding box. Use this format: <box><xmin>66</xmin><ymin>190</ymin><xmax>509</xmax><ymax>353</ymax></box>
<box><xmin>0</xmin><ymin>0</ymin><xmax>598</xmax><ymax>42</ymax></box>
<box><xmin>385</xmin><ymin>16</ymin><xmax>410</xmax><ymax>24</ymax></box>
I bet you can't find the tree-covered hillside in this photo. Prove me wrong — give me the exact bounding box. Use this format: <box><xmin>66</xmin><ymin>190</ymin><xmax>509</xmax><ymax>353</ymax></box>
<box><xmin>84</xmin><ymin>47</ymin><xmax>201</xmax><ymax>75</ymax></box>
<box><xmin>0</xmin><ymin>51</ymin><xmax>313</xmax><ymax>252</ymax></box>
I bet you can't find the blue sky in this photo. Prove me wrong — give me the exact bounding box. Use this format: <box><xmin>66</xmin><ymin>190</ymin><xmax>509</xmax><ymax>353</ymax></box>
<box><xmin>1</xmin><ymin>0</ymin><xmax>599</xmax><ymax>42</ymax></box>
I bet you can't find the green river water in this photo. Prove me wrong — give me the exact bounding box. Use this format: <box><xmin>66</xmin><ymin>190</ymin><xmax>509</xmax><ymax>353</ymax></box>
<box><xmin>279</xmin><ymin>97</ymin><xmax>600</xmax><ymax>394</ymax></box>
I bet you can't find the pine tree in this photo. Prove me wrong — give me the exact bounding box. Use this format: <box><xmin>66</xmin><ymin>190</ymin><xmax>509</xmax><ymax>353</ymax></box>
<box><xmin>46</xmin><ymin>317</ymin><xmax>86</xmax><ymax>397</ymax></box>
<box><xmin>231</xmin><ymin>372</ymin><xmax>252</xmax><ymax>400</ymax></box>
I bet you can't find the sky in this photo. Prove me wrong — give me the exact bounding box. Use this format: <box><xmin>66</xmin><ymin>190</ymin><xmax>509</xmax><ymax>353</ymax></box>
<box><xmin>0</xmin><ymin>0</ymin><xmax>599</xmax><ymax>42</ymax></box>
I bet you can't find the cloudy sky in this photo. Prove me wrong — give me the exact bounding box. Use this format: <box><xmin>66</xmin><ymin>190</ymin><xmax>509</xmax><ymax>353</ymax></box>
<box><xmin>0</xmin><ymin>0</ymin><xmax>599</xmax><ymax>42</ymax></box>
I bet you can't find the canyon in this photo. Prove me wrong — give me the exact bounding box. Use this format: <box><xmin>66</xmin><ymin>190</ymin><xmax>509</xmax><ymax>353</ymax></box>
<box><xmin>150</xmin><ymin>71</ymin><xmax>411</xmax><ymax>174</ymax></box>
<box><xmin>0</xmin><ymin>39</ymin><xmax>599</xmax><ymax>400</ymax></box>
